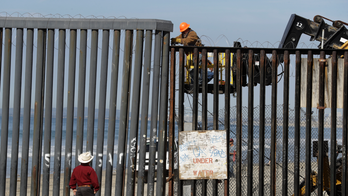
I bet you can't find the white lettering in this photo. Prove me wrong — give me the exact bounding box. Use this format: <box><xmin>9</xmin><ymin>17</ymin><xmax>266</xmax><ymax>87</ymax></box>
<box><xmin>45</xmin><ymin>153</ymin><xmax>50</xmax><ymax>167</ymax></box>
<box><xmin>108</xmin><ymin>153</ymin><xmax>112</xmax><ymax>165</ymax></box>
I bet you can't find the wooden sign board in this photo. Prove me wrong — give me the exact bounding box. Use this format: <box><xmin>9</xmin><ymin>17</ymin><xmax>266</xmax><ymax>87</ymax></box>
<box><xmin>179</xmin><ymin>130</ymin><xmax>227</xmax><ymax>180</ymax></box>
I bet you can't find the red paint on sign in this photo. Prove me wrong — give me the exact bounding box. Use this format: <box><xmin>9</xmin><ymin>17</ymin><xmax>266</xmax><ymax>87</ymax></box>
<box><xmin>193</xmin><ymin>170</ymin><xmax>214</xmax><ymax>176</ymax></box>
<box><xmin>192</xmin><ymin>158</ymin><xmax>213</xmax><ymax>164</ymax></box>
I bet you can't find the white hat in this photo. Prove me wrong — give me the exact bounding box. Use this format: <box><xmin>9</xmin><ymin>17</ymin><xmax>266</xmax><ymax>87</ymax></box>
<box><xmin>78</xmin><ymin>152</ymin><xmax>94</xmax><ymax>163</ymax></box>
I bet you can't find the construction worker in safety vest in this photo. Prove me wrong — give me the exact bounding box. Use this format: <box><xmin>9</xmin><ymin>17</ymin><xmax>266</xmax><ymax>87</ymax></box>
<box><xmin>171</xmin><ymin>22</ymin><xmax>213</xmax><ymax>85</ymax></box>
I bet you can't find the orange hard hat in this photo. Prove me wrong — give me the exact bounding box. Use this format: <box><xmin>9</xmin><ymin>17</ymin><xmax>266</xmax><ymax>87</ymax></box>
<box><xmin>180</xmin><ymin>22</ymin><xmax>190</xmax><ymax>32</ymax></box>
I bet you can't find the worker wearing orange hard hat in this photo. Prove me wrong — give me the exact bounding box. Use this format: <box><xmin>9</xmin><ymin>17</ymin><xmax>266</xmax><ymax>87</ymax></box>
<box><xmin>171</xmin><ymin>22</ymin><xmax>203</xmax><ymax>46</ymax></box>
<box><xmin>171</xmin><ymin>22</ymin><xmax>213</xmax><ymax>86</ymax></box>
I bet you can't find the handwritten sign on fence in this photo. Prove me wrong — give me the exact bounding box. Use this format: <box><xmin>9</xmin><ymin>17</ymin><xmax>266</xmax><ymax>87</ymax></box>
<box><xmin>179</xmin><ymin>130</ymin><xmax>227</xmax><ymax>180</ymax></box>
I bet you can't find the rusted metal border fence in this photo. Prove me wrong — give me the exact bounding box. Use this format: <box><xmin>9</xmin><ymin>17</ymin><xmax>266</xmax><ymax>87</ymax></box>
<box><xmin>169</xmin><ymin>46</ymin><xmax>348</xmax><ymax>196</ymax></box>
<box><xmin>0</xmin><ymin>16</ymin><xmax>172</xmax><ymax>196</ymax></box>
<box><xmin>1</xmin><ymin>15</ymin><xmax>348</xmax><ymax>196</ymax></box>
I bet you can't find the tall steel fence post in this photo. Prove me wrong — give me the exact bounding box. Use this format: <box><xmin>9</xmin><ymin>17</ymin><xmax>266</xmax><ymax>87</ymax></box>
<box><xmin>317</xmin><ymin>51</ymin><xmax>326</xmax><ymax>196</ymax></box>
<box><xmin>42</xmin><ymin>28</ymin><xmax>55</xmax><ymax>196</ymax></box>
<box><xmin>224</xmin><ymin>49</ymin><xmax>231</xmax><ymax>196</ymax></box>
<box><xmin>201</xmin><ymin>48</ymin><xmax>208</xmax><ymax>196</ymax></box>
<box><xmin>176</xmin><ymin>48</ymin><xmax>185</xmax><ymax>196</ymax></box>
<box><xmin>53</xmin><ymin>29</ymin><xmax>66</xmax><ymax>196</ymax></box>
<box><xmin>86</xmin><ymin>29</ymin><xmax>99</xmax><ymax>155</ymax></box>
<box><xmin>212</xmin><ymin>48</ymin><xmax>219</xmax><ymax>196</ymax></box>
<box><xmin>343</xmin><ymin>51</ymin><xmax>348</xmax><ymax>196</ymax></box>
<box><xmin>282</xmin><ymin>50</ymin><xmax>290</xmax><ymax>196</ymax></box>
<box><xmin>31</xmin><ymin>28</ymin><xmax>47</xmax><ymax>196</ymax></box>
<box><xmin>330</xmin><ymin>52</ymin><xmax>338</xmax><ymax>195</ymax></box>
<box><xmin>259</xmin><ymin>50</ymin><xmax>266</xmax><ymax>196</ymax></box>
<box><xmin>147</xmin><ymin>30</ymin><xmax>162</xmax><ymax>196</ymax></box>
<box><xmin>247</xmin><ymin>49</ymin><xmax>254</xmax><ymax>196</ymax></box>
<box><xmin>156</xmin><ymin>31</ymin><xmax>170</xmax><ymax>196</ymax></box>
<box><xmin>294</xmin><ymin>51</ymin><xmax>301</xmax><ymax>196</ymax></box>
<box><xmin>304</xmin><ymin>51</ymin><xmax>313</xmax><ymax>196</ymax></box>
<box><xmin>126</xmin><ymin>29</ymin><xmax>144</xmax><ymax>196</ymax></box>
<box><xmin>115</xmin><ymin>29</ymin><xmax>133</xmax><ymax>196</ymax></box>
<box><xmin>137</xmin><ymin>29</ymin><xmax>153</xmax><ymax>196</ymax></box>
<box><xmin>191</xmin><ymin>47</ymin><xmax>199</xmax><ymax>195</ymax></box>
<box><xmin>9</xmin><ymin>27</ymin><xmax>23</xmax><ymax>196</ymax></box>
<box><xmin>168</xmin><ymin>46</ymin><xmax>176</xmax><ymax>196</ymax></box>
<box><xmin>0</xmin><ymin>28</ymin><xmax>12</xmax><ymax>196</ymax></box>
<box><xmin>20</xmin><ymin>28</ymin><xmax>34</xmax><ymax>196</ymax></box>
<box><xmin>63</xmin><ymin>29</ymin><xmax>77</xmax><ymax>196</ymax></box>
<box><xmin>270</xmin><ymin>50</ymin><xmax>278</xmax><ymax>196</ymax></box>
<box><xmin>75</xmin><ymin>29</ymin><xmax>88</xmax><ymax>166</ymax></box>
<box><xmin>236</xmin><ymin>49</ymin><xmax>242</xmax><ymax>196</ymax></box>
<box><xmin>95</xmin><ymin>29</ymin><xmax>110</xmax><ymax>196</ymax></box>
<box><xmin>105</xmin><ymin>29</ymin><xmax>121</xmax><ymax>196</ymax></box>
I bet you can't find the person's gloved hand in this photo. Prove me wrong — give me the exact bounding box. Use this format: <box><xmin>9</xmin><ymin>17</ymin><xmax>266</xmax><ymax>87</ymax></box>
<box><xmin>171</xmin><ymin>38</ymin><xmax>181</xmax><ymax>44</ymax></box>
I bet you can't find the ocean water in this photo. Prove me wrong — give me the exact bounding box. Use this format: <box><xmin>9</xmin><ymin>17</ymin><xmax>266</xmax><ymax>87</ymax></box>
<box><xmin>0</xmin><ymin>116</ymin><xmax>342</xmax><ymax>177</ymax></box>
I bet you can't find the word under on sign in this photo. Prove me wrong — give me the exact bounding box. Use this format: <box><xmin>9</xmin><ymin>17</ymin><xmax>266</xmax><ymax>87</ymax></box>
<box><xmin>192</xmin><ymin>158</ymin><xmax>213</xmax><ymax>164</ymax></box>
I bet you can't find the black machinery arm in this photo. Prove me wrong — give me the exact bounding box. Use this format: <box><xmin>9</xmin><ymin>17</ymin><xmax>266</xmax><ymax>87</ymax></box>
<box><xmin>278</xmin><ymin>14</ymin><xmax>348</xmax><ymax>49</ymax></box>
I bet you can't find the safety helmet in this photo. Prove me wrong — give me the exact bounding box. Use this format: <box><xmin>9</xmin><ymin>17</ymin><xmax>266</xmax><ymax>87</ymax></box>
<box><xmin>180</xmin><ymin>22</ymin><xmax>190</xmax><ymax>32</ymax></box>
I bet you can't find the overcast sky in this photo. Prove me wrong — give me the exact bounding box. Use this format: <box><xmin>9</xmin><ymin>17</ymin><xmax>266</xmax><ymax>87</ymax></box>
<box><xmin>2</xmin><ymin>0</ymin><xmax>347</xmax><ymax>46</ymax></box>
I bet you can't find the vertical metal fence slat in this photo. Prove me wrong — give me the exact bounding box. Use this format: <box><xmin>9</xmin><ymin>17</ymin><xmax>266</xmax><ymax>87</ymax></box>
<box><xmin>42</xmin><ymin>28</ymin><xmax>55</xmax><ymax>196</ymax></box>
<box><xmin>330</xmin><ymin>52</ymin><xmax>337</xmax><ymax>195</ymax></box>
<box><xmin>212</xmin><ymin>48</ymin><xmax>219</xmax><ymax>196</ymax></box>
<box><xmin>9</xmin><ymin>27</ymin><xmax>23</xmax><ymax>196</ymax></box>
<box><xmin>137</xmin><ymin>29</ymin><xmax>153</xmax><ymax>196</ymax></box>
<box><xmin>86</xmin><ymin>29</ymin><xmax>98</xmax><ymax>154</ymax></box>
<box><xmin>147</xmin><ymin>30</ymin><xmax>162</xmax><ymax>196</ymax></box>
<box><xmin>236</xmin><ymin>49</ymin><xmax>242</xmax><ymax>196</ymax></box>
<box><xmin>305</xmin><ymin>51</ymin><xmax>313</xmax><ymax>196</ymax></box>
<box><xmin>259</xmin><ymin>50</ymin><xmax>266</xmax><ymax>196</ymax></box>
<box><xmin>192</xmin><ymin>48</ymin><xmax>199</xmax><ymax>129</ymax></box>
<box><xmin>224</xmin><ymin>49</ymin><xmax>231</xmax><ymax>196</ymax></box>
<box><xmin>53</xmin><ymin>29</ymin><xmax>66</xmax><ymax>196</ymax></box>
<box><xmin>247</xmin><ymin>49</ymin><xmax>254</xmax><ymax>196</ymax></box>
<box><xmin>105</xmin><ymin>29</ymin><xmax>120</xmax><ymax>196</ymax></box>
<box><xmin>75</xmin><ymin>29</ymin><xmax>88</xmax><ymax>166</ymax></box>
<box><xmin>0</xmin><ymin>28</ymin><xmax>2</xmax><ymax>85</ymax></box>
<box><xmin>270</xmin><ymin>50</ymin><xmax>277</xmax><ymax>196</ymax></box>
<box><xmin>168</xmin><ymin>47</ymin><xmax>176</xmax><ymax>196</ymax></box>
<box><xmin>191</xmin><ymin>47</ymin><xmax>199</xmax><ymax>195</ymax></box>
<box><xmin>201</xmin><ymin>48</ymin><xmax>208</xmax><ymax>196</ymax></box>
<box><xmin>317</xmin><ymin>51</ymin><xmax>326</xmax><ymax>196</ymax></box>
<box><xmin>282</xmin><ymin>50</ymin><xmax>290</xmax><ymax>196</ymax></box>
<box><xmin>63</xmin><ymin>29</ymin><xmax>77</xmax><ymax>196</ymax></box>
<box><xmin>202</xmin><ymin>49</ymin><xmax>208</xmax><ymax>131</ymax></box>
<box><xmin>294</xmin><ymin>51</ymin><xmax>301</xmax><ymax>196</ymax></box>
<box><xmin>176</xmin><ymin>48</ymin><xmax>185</xmax><ymax>196</ymax></box>
<box><xmin>95</xmin><ymin>29</ymin><xmax>110</xmax><ymax>196</ymax></box>
<box><xmin>213</xmin><ymin>49</ymin><xmax>219</xmax><ymax>129</ymax></box>
<box><xmin>0</xmin><ymin>28</ymin><xmax>11</xmax><ymax>196</ymax></box>
<box><xmin>31</xmin><ymin>28</ymin><xmax>47</xmax><ymax>196</ymax></box>
<box><xmin>20</xmin><ymin>28</ymin><xmax>34</xmax><ymax>196</ymax></box>
<box><xmin>156</xmin><ymin>31</ymin><xmax>170</xmax><ymax>196</ymax></box>
<box><xmin>115</xmin><ymin>29</ymin><xmax>133</xmax><ymax>196</ymax></box>
<box><xmin>343</xmin><ymin>51</ymin><xmax>348</xmax><ymax>196</ymax></box>
<box><xmin>126</xmin><ymin>29</ymin><xmax>144</xmax><ymax>196</ymax></box>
